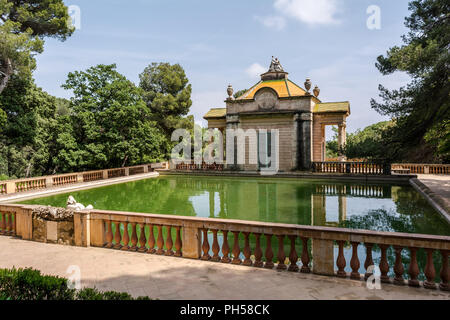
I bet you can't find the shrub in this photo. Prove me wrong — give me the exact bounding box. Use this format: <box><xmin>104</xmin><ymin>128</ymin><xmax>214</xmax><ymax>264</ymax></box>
<box><xmin>0</xmin><ymin>268</ymin><xmax>151</xmax><ymax>300</ymax></box>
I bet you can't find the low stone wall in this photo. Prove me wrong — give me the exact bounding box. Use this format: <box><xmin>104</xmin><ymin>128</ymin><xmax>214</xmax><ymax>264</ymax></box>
<box><xmin>31</xmin><ymin>207</ymin><xmax>75</xmax><ymax>246</ymax></box>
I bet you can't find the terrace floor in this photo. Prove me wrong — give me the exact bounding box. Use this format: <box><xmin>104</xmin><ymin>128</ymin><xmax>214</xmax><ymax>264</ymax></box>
<box><xmin>1</xmin><ymin>236</ymin><xmax>449</xmax><ymax>300</ymax></box>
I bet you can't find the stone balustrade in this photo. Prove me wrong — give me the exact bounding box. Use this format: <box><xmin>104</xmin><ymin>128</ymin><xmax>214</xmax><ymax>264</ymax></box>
<box><xmin>0</xmin><ymin>162</ymin><xmax>168</xmax><ymax>195</ymax></box>
<box><xmin>2</xmin><ymin>204</ymin><xmax>449</xmax><ymax>291</ymax></box>
<box><xmin>175</xmin><ymin>162</ymin><xmax>224</xmax><ymax>171</ymax></box>
<box><xmin>313</xmin><ymin>162</ymin><xmax>390</xmax><ymax>175</ymax></box>
<box><xmin>392</xmin><ymin>164</ymin><xmax>449</xmax><ymax>175</ymax></box>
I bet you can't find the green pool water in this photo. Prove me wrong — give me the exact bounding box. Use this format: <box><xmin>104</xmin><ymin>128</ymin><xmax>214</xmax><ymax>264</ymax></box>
<box><xmin>18</xmin><ymin>175</ymin><xmax>450</xmax><ymax>236</ymax></box>
<box><xmin>16</xmin><ymin>175</ymin><xmax>450</xmax><ymax>280</ymax></box>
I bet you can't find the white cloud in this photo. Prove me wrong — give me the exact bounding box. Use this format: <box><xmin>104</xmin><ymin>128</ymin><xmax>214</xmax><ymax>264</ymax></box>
<box><xmin>245</xmin><ymin>63</ymin><xmax>266</xmax><ymax>78</ymax></box>
<box><xmin>254</xmin><ymin>15</ymin><xmax>287</xmax><ymax>30</ymax></box>
<box><xmin>274</xmin><ymin>0</ymin><xmax>341</xmax><ymax>26</ymax></box>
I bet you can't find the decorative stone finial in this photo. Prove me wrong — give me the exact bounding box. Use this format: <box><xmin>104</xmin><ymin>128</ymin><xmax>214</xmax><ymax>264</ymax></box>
<box><xmin>227</xmin><ymin>84</ymin><xmax>234</xmax><ymax>100</ymax></box>
<box><xmin>261</xmin><ymin>57</ymin><xmax>288</xmax><ymax>81</ymax></box>
<box><xmin>304</xmin><ymin>78</ymin><xmax>312</xmax><ymax>95</ymax></box>
<box><xmin>313</xmin><ymin>85</ymin><xmax>320</xmax><ymax>98</ymax></box>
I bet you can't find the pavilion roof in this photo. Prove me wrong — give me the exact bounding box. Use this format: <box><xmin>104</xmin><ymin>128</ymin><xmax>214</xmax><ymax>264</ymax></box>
<box><xmin>236</xmin><ymin>79</ymin><xmax>307</xmax><ymax>100</ymax></box>
<box><xmin>203</xmin><ymin>108</ymin><xmax>227</xmax><ymax>119</ymax></box>
<box><xmin>314</xmin><ymin>102</ymin><xmax>350</xmax><ymax>114</ymax></box>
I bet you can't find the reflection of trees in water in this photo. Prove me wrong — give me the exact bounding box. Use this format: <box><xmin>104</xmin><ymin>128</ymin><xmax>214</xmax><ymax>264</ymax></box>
<box><xmin>341</xmin><ymin>208</ymin><xmax>447</xmax><ymax>282</ymax></box>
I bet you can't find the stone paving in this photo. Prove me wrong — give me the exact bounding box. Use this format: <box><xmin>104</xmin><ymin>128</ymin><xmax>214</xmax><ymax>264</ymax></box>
<box><xmin>414</xmin><ymin>174</ymin><xmax>450</xmax><ymax>222</ymax></box>
<box><xmin>1</xmin><ymin>237</ymin><xmax>449</xmax><ymax>300</ymax></box>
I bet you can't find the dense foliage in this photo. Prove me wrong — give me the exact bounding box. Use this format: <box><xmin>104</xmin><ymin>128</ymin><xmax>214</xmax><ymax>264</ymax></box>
<box><xmin>0</xmin><ymin>63</ymin><xmax>191</xmax><ymax>179</ymax></box>
<box><xmin>0</xmin><ymin>0</ymin><xmax>73</xmax><ymax>93</ymax></box>
<box><xmin>139</xmin><ymin>62</ymin><xmax>193</xmax><ymax>155</ymax></box>
<box><xmin>0</xmin><ymin>267</ymin><xmax>150</xmax><ymax>300</ymax></box>
<box><xmin>327</xmin><ymin>122</ymin><xmax>394</xmax><ymax>160</ymax></box>
<box><xmin>371</xmin><ymin>0</ymin><xmax>450</xmax><ymax>163</ymax></box>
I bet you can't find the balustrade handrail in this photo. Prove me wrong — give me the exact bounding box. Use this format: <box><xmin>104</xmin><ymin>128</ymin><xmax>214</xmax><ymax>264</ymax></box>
<box><xmin>88</xmin><ymin>209</ymin><xmax>450</xmax><ymax>250</ymax></box>
<box><xmin>2</xmin><ymin>203</ymin><xmax>449</xmax><ymax>290</ymax></box>
<box><xmin>2</xmin><ymin>163</ymin><xmax>166</xmax><ymax>184</ymax></box>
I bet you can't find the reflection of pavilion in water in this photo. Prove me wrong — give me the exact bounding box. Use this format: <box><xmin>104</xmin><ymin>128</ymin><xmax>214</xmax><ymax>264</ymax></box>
<box><xmin>177</xmin><ymin>178</ymin><xmax>393</xmax><ymax>227</ymax></box>
<box><xmin>312</xmin><ymin>184</ymin><xmax>392</xmax><ymax>227</ymax></box>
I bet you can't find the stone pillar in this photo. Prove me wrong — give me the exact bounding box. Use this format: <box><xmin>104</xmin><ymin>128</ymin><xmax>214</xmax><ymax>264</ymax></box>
<box><xmin>182</xmin><ymin>225</ymin><xmax>201</xmax><ymax>259</ymax></box>
<box><xmin>338</xmin><ymin>123</ymin><xmax>347</xmax><ymax>162</ymax></box>
<box><xmin>124</xmin><ymin>168</ymin><xmax>130</xmax><ymax>176</ymax></box>
<box><xmin>292</xmin><ymin>114</ymin><xmax>300</xmax><ymax>170</ymax></box>
<box><xmin>102</xmin><ymin>170</ymin><xmax>108</xmax><ymax>179</ymax></box>
<box><xmin>299</xmin><ymin>113</ymin><xmax>313</xmax><ymax>170</ymax></box>
<box><xmin>143</xmin><ymin>165</ymin><xmax>149</xmax><ymax>173</ymax></box>
<box><xmin>45</xmin><ymin>177</ymin><xmax>53</xmax><ymax>188</ymax></box>
<box><xmin>74</xmin><ymin>212</ymin><xmax>90</xmax><ymax>247</ymax></box>
<box><xmin>77</xmin><ymin>173</ymin><xmax>84</xmax><ymax>183</ymax></box>
<box><xmin>225</xmin><ymin>115</ymin><xmax>240</xmax><ymax>170</ymax></box>
<box><xmin>15</xmin><ymin>207</ymin><xmax>33</xmax><ymax>240</ymax></box>
<box><xmin>312</xmin><ymin>239</ymin><xmax>335</xmax><ymax>276</ymax></box>
<box><xmin>89</xmin><ymin>217</ymin><xmax>105</xmax><ymax>247</ymax></box>
<box><xmin>5</xmin><ymin>182</ymin><xmax>15</xmax><ymax>194</ymax></box>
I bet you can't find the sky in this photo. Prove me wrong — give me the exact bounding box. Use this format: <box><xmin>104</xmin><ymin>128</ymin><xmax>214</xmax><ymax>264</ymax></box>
<box><xmin>34</xmin><ymin>0</ymin><xmax>412</xmax><ymax>135</ymax></box>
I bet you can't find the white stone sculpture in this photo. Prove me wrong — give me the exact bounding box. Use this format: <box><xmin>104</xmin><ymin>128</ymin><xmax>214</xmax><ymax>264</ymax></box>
<box><xmin>66</xmin><ymin>196</ymin><xmax>93</xmax><ymax>211</ymax></box>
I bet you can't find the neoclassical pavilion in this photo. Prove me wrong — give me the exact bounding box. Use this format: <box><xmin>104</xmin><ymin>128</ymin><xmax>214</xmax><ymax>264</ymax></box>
<box><xmin>204</xmin><ymin>58</ymin><xmax>351</xmax><ymax>172</ymax></box>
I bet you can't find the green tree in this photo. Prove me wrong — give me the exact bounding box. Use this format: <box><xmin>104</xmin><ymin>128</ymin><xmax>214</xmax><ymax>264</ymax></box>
<box><xmin>0</xmin><ymin>0</ymin><xmax>73</xmax><ymax>93</ymax></box>
<box><xmin>233</xmin><ymin>89</ymin><xmax>248</xmax><ymax>99</ymax></box>
<box><xmin>0</xmin><ymin>74</ymin><xmax>59</xmax><ymax>178</ymax></box>
<box><xmin>60</xmin><ymin>64</ymin><xmax>166</xmax><ymax>171</ymax></box>
<box><xmin>139</xmin><ymin>62</ymin><xmax>193</xmax><ymax>155</ymax></box>
<box><xmin>371</xmin><ymin>0</ymin><xmax>450</xmax><ymax>162</ymax></box>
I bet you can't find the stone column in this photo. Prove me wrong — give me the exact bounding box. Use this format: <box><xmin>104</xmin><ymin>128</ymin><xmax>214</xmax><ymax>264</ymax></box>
<box><xmin>338</xmin><ymin>123</ymin><xmax>347</xmax><ymax>162</ymax></box>
<box><xmin>225</xmin><ymin>115</ymin><xmax>240</xmax><ymax>170</ymax></box>
<box><xmin>299</xmin><ymin>113</ymin><xmax>313</xmax><ymax>170</ymax></box>
<box><xmin>292</xmin><ymin>114</ymin><xmax>300</xmax><ymax>170</ymax></box>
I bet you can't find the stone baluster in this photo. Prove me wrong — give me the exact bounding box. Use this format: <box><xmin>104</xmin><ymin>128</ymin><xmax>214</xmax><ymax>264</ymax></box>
<box><xmin>121</xmin><ymin>222</ymin><xmax>130</xmax><ymax>251</ymax></box>
<box><xmin>156</xmin><ymin>225</ymin><xmax>165</xmax><ymax>255</ymax></box>
<box><xmin>5</xmin><ymin>213</ymin><xmax>11</xmax><ymax>235</ymax></box>
<box><xmin>408</xmin><ymin>247</ymin><xmax>420</xmax><ymax>287</ymax></box>
<box><xmin>277</xmin><ymin>235</ymin><xmax>287</xmax><ymax>270</ymax></box>
<box><xmin>0</xmin><ymin>212</ymin><xmax>4</xmax><ymax>234</ymax></box>
<box><xmin>336</xmin><ymin>241</ymin><xmax>346</xmax><ymax>278</ymax></box>
<box><xmin>232</xmin><ymin>231</ymin><xmax>241</xmax><ymax>265</ymax></box>
<box><xmin>221</xmin><ymin>230</ymin><xmax>231</xmax><ymax>263</ymax></box>
<box><xmin>254</xmin><ymin>233</ymin><xmax>263</xmax><ymax>268</ymax></box>
<box><xmin>424</xmin><ymin>249</ymin><xmax>436</xmax><ymax>289</ymax></box>
<box><xmin>211</xmin><ymin>229</ymin><xmax>221</xmax><ymax>262</ymax></box>
<box><xmin>288</xmin><ymin>235</ymin><xmax>299</xmax><ymax>272</ymax></box>
<box><xmin>11</xmin><ymin>213</ymin><xmax>16</xmax><ymax>235</ymax></box>
<box><xmin>439</xmin><ymin>250</ymin><xmax>449</xmax><ymax>291</ymax></box>
<box><xmin>174</xmin><ymin>227</ymin><xmax>182</xmax><ymax>257</ymax></box>
<box><xmin>130</xmin><ymin>222</ymin><xmax>138</xmax><ymax>251</ymax></box>
<box><xmin>300</xmin><ymin>237</ymin><xmax>311</xmax><ymax>273</ymax></box>
<box><xmin>113</xmin><ymin>221</ymin><xmax>122</xmax><ymax>249</ymax></box>
<box><xmin>201</xmin><ymin>228</ymin><xmax>211</xmax><ymax>260</ymax></box>
<box><xmin>243</xmin><ymin>232</ymin><xmax>252</xmax><ymax>266</ymax></box>
<box><xmin>350</xmin><ymin>242</ymin><xmax>361</xmax><ymax>280</ymax></box>
<box><xmin>105</xmin><ymin>220</ymin><xmax>113</xmax><ymax>248</ymax></box>
<box><xmin>165</xmin><ymin>226</ymin><xmax>174</xmax><ymax>256</ymax></box>
<box><xmin>147</xmin><ymin>224</ymin><xmax>156</xmax><ymax>254</ymax></box>
<box><xmin>364</xmin><ymin>243</ymin><xmax>374</xmax><ymax>281</ymax></box>
<box><xmin>379</xmin><ymin>244</ymin><xmax>390</xmax><ymax>283</ymax></box>
<box><xmin>393</xmin><ymin>246</ymin><xmax>405</xmax><ymax>285</ymax></box>
<box><xmin>264</xmin><ymin>234</ymin><xmax>274</xmax><ymax>269</ymax></box>
<box><xmin>137</xmin><ymin>224</ymin><xmax>147</xmax><ymax>253</ymax></box>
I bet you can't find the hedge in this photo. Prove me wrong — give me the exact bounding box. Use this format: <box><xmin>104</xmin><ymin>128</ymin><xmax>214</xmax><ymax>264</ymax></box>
<box><xmin>0</xmin><ymin>268</ymin><xmax>151</xmax><ymax>300</ymax></box>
